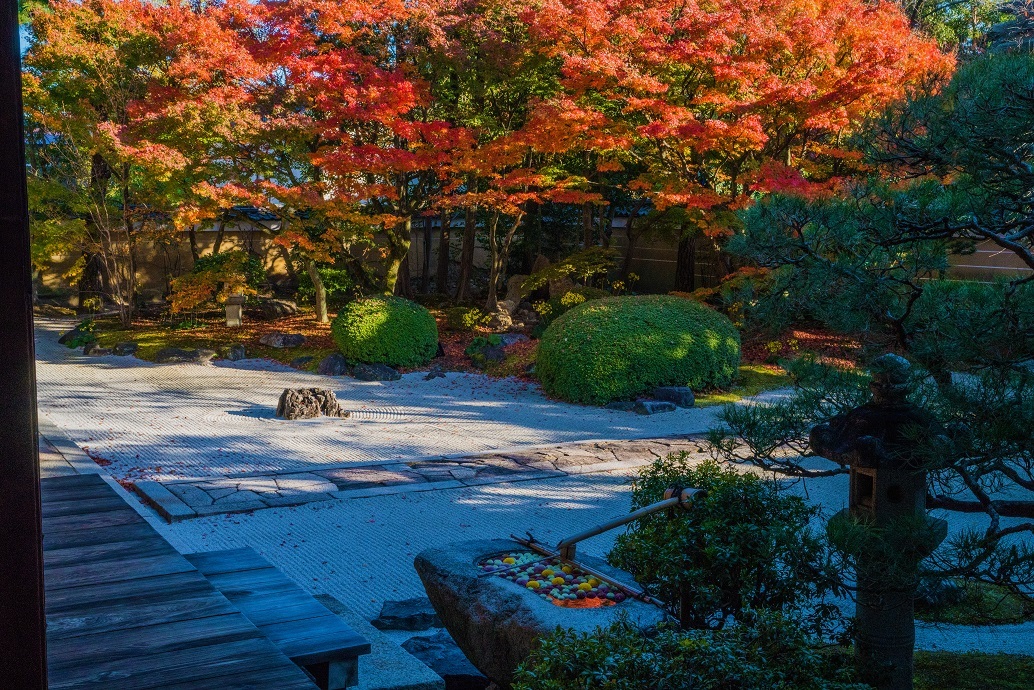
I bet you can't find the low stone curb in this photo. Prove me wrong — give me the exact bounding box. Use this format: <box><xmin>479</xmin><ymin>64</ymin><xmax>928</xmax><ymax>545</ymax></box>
<box><xmin>133</xmin><ymin>435</ymin><xmax>709</xmax><ymax>522</ymax></box>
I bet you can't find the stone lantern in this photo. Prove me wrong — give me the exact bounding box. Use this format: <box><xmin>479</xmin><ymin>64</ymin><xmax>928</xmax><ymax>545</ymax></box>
<box><xmin>225</xmin><ymin>294</ymin><xmax>246</xmax><ymax>327</ymax></box>
<box><xmin>811</xmin><ymin>354</ymin><xmax>947</xmax><ymax>690</ymax></box>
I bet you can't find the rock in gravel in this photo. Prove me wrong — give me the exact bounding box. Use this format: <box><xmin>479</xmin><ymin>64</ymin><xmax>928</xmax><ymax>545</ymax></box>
<box><xmin>498</xmin><ymin>334</ymin><xmax>529</xmax><ymax>348</ymax></box>
<box><xmin>112</xmin><ymin>341</ymin><xmax>139</xmax><ymax>356</ymax></box>
<box><xmin>276</xmin><ymin>387</ymin><xmax>349</xmax><ymax>420</ymax></box>
<box><xmin>425</xmin><ymin>364</ymin><xmax>447</xmax><ymax>381</ymax></box>
<box><xmin>83</xmin><ymin>342</ymin><xmax>111</xmax><ymax>356</ymax></box>
<box><xmin>354</xmin><ymin>362</ymin><xmax>402</xmax><ymax>381</ymax></box>
<box><xmin>316</xmin><ymin>353</ymin><xmax>351</xmax><ymax>376</ymax></box>
<box><xmin>402</xmin><ymin>630</ymin><xmax>490</xmax><ymax>690</ymax></box>
<box><xmin>290</xmin><ymin>355</ymin><xmax>315</xmax><ymax>369</ymax></box>
<box><xmin>372</xmin><ymin>597</ymin><xmax>443</xmax><ymax>632</ymax></box>
<box><xmin>605</xmin><ymin>401</ymin><xmax>637</xmax><ymax>412</ymax></box>
<box><xmin>259</xmin><ymin>332</ymin><xmax>306</xmax><ymax>348</ymax></box>
<box><xmin>415</xmin><ymin>539</ymin><xmax>665</xmax><ymax>689</ymax></box>
<box><xmin>651</xmin><ymin>386</ymin><xmax>695</xmax><ymax>408</ymax></box>
<box><xmin>633</xmin><ymin>400</ymin><xmax>676</xmax><ymax>415</ymax></box>
<box><xmin>220</xmin><ymin>344</ymin><xmax>247</xmax><ymax>361</ymax></box>
<box><xmin>154</xmin><ymin>347</ymin><xmax>217</xmax><ymax>364</ymax></box>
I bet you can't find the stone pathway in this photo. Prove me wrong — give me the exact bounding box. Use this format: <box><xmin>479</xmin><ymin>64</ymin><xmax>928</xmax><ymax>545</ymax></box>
<box><xmin>136</xmin><ymin>436</ymin><xmax>709</xmax><ymax>521</ymax></box>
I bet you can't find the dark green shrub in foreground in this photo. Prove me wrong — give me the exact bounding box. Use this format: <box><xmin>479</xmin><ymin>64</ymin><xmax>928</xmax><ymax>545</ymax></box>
<box><xmin>536</xmin><ymin>294</ymin><xmax>740</xmax><ymax>404</ymax></box>
<box><xmin>331</xmin><ymin>295</ymin><xmax>438</xmax><ymax>367</ymax></box>
<box><xmin>609</xmin><ymin>454</ymin><xmax>846</xmax><ymax>633</ymax></box>
<box><xmin>513</xmin><ymin>614</ymin><xmax>866</xmax><ymax>690</ymax></box>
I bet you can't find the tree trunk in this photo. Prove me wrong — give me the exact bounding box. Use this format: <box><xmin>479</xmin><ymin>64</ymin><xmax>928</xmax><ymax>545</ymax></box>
<box><xmin>456</xmin><ymin>207</ymin><xmax>476</xmax><ymax>302</ymax></box>
<box><xmin>484</xmin><ymin>210</ymin><xmax>525</xmax><ymax>313</ymax></box>
<box><xmin>675</xmin><ymin>230</ymin><xmax>696</xmax><ymax>292</ymax></box>
<box><xmin>582</xmin><ymin>201</ymin><xmax>594</xmax><ymax>249</ymax></box>
<box><xmin>187</xmin><ymin>228</ymin><xmax>200</xmax><ymax>263</ymax></box>
<box><xmin>212</xmin><ymin>220</ymin><xmax>226</xmax><ymax>256</ymax></box>
<box><xmin>394</xmin><ymin>253</ymin><xmax>412</xmax><ymax>298</ymax></box>
<box><xmin>421</xmin><ymin>216</ymin><xmax>432</xmax><ymax>294</ymax></box>
<box><xmin>437</xmin><ymin>211</ymin><xmax>451</xmax><ymax>294</ymax></box>
<box><xmin>306</xmin><ymin>259</ymin><xmax>328</xmax><ymax>323</ymax></box>
<box><xmin>385</xmin><ymin>219</ymin><xmax>412</xmax><ymax>296</ymax></box>
<box><xmin>621</xmin><ymin>220</ymin><xmax>639</xmax><ymax>279</ymax></box>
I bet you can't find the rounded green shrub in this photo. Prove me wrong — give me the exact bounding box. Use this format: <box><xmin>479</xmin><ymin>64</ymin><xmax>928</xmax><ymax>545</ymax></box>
<box><xmin>331</xmin><ymin>295</ymin><xmax>439</xmax><ymax>368</ymax></box>
<box><xmin>536</xmin><ymin>294</ymin><xmax>740</xmax><ymax>404</ymax></box>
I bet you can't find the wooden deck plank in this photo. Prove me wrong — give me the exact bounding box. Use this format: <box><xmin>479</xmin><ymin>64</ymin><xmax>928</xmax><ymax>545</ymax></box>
<box><xmin>183</xmin><ymin>547</ymin><xmax>272</xmax><ymax>575</ymax></box>
<box><xmin>42</xmin><ymin>475</ymin><xmax>317</xmax><ymax>690</ymax></box>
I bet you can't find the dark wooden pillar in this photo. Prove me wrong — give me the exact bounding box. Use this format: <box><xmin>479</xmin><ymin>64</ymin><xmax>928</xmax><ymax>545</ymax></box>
<box><xmin>0</xmin><ymin>4</ymin><xmax>48</xmax><ymax>688</ymax></box>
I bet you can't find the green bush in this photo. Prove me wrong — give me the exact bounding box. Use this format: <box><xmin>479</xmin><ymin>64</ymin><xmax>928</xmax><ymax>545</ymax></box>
<box><xmin>532</xmin><ymin>286</ymin><xmax>608</xmax><ymax>332</ymax></box>
<box><xmin>445</xmin><ymin>306</ymin><xmax>489</xmax><ymax>331</ymax></box>
<box><xmin>536</xmin><ymin>294</ymin><xmax>741</xmax><ymax>404</ymax></box>
<box><xmin>609</xmin><ymin>454</ymin><xmax>845</xmax><ymax>632</ymax></box>
<box><xmin>331</xmin><ymin>295</ymin><xmax>439</xmax><ymax>368</ymax></box>
<box><xmin>513</xmin><ymin>614</ymin><xmax>866</xmax><ymax>690</ymax></box>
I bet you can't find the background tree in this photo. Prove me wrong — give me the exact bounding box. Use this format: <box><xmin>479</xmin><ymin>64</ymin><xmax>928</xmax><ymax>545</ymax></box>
<box><xmin>711</xmin><ymin>50</ymin><xmax>1034</xmax><ymax>604</ymax></box>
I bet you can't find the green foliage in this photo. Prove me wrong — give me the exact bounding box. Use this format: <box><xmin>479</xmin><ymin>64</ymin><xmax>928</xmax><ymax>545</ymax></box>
<box><xmin>916</xmin><ymin>579</ymin><xmax>1034</xmax><ymax>626</ymax></box>
<box><xmin>531</xmin><ymin>286</ymin><xmax>608</xmax><ymax>335</ymax></box>
<box><xmin>536</xmin><ymin>295</ymin><xmax>741</xmax><ymax>404</ymax></box>
<box><xmin>63</xmin><ymin>318</ymin><xmax>96</xmax><ymax>348</ymax></box>
<box><xmin>331</xmin><ymin>295</ymin><xmax>439</xmax><ymax>368</ymax></box>
<box><xmin>609</xmin><ymin>455</ymin><xmax>846</xmax><ymax>633</ymax></box>
<box><xmin>192</xmin><ymin>251</ymin><xmax>266</xmax><ymax>289</ymax></box>
<box><xmin>519</xmin><ymin>247</ymin><xmax>619</xmax><ymax>297</ymax></box>
<box><xmin>464</xmin><ymin>334</ymin><xmax>502</xmax><ymax>356</ymax></box>
<box><xmin>513</xmin><ymin>614</ymin><xmax>867</xmax><ymax>690</ymax></box>
<box><xmin>296</xmin><ymin>267</ymin><xmax>358</xmax><ymax>307</ymax></box>
<box><xmin>445</xmin><ymin>306</ymin><xmax>489</xmax><ymax>331</ymax></box>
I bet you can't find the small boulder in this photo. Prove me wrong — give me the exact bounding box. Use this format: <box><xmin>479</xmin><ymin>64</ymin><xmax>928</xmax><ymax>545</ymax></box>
<box><xmin>316</xmin><ymin>353</ymin><xmax>350</xmax><ymax>376</ymax></box>
<box><xmin>651</xmin><ymin>386</ymin><xmax>695</xmax><ymax>408</ymax></box>
<box><xmin>402</xmin><ymin>630</ymin><xmax>491</xmax><ymax>690</ymax></box>
<box><xmin>633</xmin><ymin>400</ymin><xmax>676</xmax><ymax>415</ymax></box>
<box><xmin>487</xmin><ymin>309</ymin><xmax>512</xmax><ymax>330</ymax></box>
<box><xmin>291</xmin><ymin>355</ymin><xmax>315</xmax><ymax>369</ymax></box>
<box><xmin>83</xmin><ymin>342</ymin><xmax>111</xmax><ymax>356</ymax></box>
<box><xmin>505</xmin><ymin>275</ymin><xmax>528</xmax><ymax>305</ymax></box>
<box><xmin>112</xmin><ymin>342</ymin><xmax>139</xmax><ymax>357</ymax></box>
<box><xmin>276</xmin><ymin>387</ymin><xmax>349</xmax><ymax>420</ymax></box>
<box><xmin>480</xmin><ymin>345</ymin><xmax>506</xmax><ymax>364</ymax></box>
<box><xmin>548</xmin><ymin>276</ymin><xmax>576</xmax><ymax>299</ymax></box>
<box><xmin>425</xmin><ymin>364</ymin><xmax>447</xmax><ymax>381</ymax></box>
<box><xmin>154</xmin><ymin>347</ymin><xmax>217</xmax><ymax>364</ymax></box>
<box><xmin>499</xmin><ymin>333</ymin><xmax>530</xmax><ymax>348</ymax></box>
<box><xmin>496</xmin><ymin>299</ymin><xmax>517</xmax><ymax>316</ymax></box>
<box><xmin>220</xmin><ymin>344</ymin><xmax>247</xmax><ymax>361</ymax></box>
<box><xmin>259</xmin><ymin>332</ymin><xmax>306</xmax><ymax>348</ymax></box>
<box><xmin>245</xmin><ymin>298</ymin><xmax>299</xmax><ymax>321</ymax></box>
<box><xmin>605</xmin><ymin>401</ymin><xmax>637</xmax><ymax>412</ymax></box>
<box><xmin>372</xmin><ymin>597</ymin><xmax>443</xmax><ymax>632</ymax></box>
<box><xmin>353</xmin><ymin>362</ymin><xmax>402</xmax><ymax>382</ymax></box>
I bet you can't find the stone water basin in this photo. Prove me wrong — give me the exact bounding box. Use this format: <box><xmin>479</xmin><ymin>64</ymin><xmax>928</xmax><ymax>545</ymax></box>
<box><xmin>414</xmin><ymin>538</ymin><xmax>667</xmax><ymax>689</ymax></box>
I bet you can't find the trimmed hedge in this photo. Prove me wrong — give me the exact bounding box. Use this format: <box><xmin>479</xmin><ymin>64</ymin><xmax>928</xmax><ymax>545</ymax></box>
<box><xmin>331</xmin><ymin>295</ymin><xmax>439</xmax><ymax>368</ymax></box>
<box><xmin>536</xmin><ymin>295</ymin><xmax>741</xmax><ymax>404</ymax></box>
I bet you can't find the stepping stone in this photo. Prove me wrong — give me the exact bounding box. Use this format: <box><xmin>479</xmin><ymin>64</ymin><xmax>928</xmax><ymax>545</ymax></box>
<box><xmin>372</xmin><ymin>597</ymin><xmax>442</xmax><ymax>632</ymax></box>
<box><xmin>402</xmin><ymin>630</ymin><xmax>490</xmax><ymax>690</ymax></box>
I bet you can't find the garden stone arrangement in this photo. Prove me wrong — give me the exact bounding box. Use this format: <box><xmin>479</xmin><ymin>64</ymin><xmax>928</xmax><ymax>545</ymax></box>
<box><xmin>415</xmin><ymin>539</ymin><xmax>666</xmax><ymax>689</ymax></box>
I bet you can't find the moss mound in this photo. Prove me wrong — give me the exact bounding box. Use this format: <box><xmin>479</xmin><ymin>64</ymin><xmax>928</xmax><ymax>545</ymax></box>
<box><xmin>537</xmin><ymin>295</ymin><xmax>740</xmax><ymax>404</ymax></box>
<box><xmin>331</xmin><ymin>295</ymin><xmax>439</xmax><ymax>368</ymax></box>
